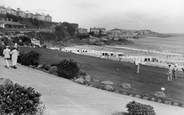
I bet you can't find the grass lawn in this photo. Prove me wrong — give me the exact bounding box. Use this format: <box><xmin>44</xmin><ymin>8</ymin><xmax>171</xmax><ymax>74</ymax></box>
<box><xmin>19</xmin><ymin>47</ymin><xmax>184</xmax><ymax>104</ymax></box>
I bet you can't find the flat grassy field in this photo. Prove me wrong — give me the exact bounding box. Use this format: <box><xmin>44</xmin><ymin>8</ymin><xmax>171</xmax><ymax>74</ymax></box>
<box><xmin>19</xmin><ymin>47</ymin><xmax>184</xmax><ymax>104</ymax></box>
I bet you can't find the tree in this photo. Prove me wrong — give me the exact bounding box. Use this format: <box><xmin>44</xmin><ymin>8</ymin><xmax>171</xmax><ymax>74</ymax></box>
<box><xmin>62</xmin><ymin>22</ymin><xmax>76</xmax><ymax>36</ymax></box>
<box><xmin>6</xmin><ymin>13</ymin><xmax>18</xmax><ymax>22</ymax></box>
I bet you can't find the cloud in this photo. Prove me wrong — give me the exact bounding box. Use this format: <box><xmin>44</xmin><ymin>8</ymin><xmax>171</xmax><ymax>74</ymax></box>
<box><xmin>77</xmin><ymin>2</ymin><xmax>100</xmax><ymax>9</ymax></box>
<box><xmin>32</xmin><ymin>8</ymin><xmax>53</xmax><ymax>14</ymax></box>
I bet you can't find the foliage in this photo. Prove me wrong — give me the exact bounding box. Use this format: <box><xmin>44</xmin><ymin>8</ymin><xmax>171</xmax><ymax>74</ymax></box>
<box><xmin>1</xmin><ymin>37</ymin><xmax>12</xmax><ymax>46</ymax></box>
<box><xmin>56</xmin><ymin>59</ymin><xmax>80</xmax><ymax>79</ymax></box>
<box><xmin>48</xmin><ymin>66</ymin><xmax>58</xmax><ymax>74</ymax></box>
<box><xmin>126</xmin><ymin>100</ymin><xmax>156</xmax><ymax>115</ymax></box>
<box><xmin>0</xmin><ymin>83</ymin><xmax>42</xmax><ymax>115</ymax></box>
<box><xmin>0</xmin><ymin>45</ymin><xmax>4</xmax><ymax>56</ymax></box>
<box><xmin>11</xmin><ymin>36</ymin><xmax>32</xmax><ymax>46</ymax></box>
<box><xmin>62</xmin><ymin>22</ymin><xmax>76</xmax><ymax>36</ymax></box>
<box><xmin>117</xmin><ymin>38</ymin><xmax>134</xmax><ymax>44</ymax></box>
<box><xmin>54</xmin><ymin>25</ymin><xmax>66</xmax><ymax>40</ymax></box>
<box><xmin>28</xmin><ymin>18</ymin><xmax>44</xmax><ymax>28</ymax></box>
<box><xmin>18</xmin><ymin>51</ymin><xmax>40</xmax><ymax>66</ymax></box>
<box><xmin>41</xmin><ymin>64</ymin><xmax>51</xmax><ymax>71</ymax></box>
<box><xmin>77</xmin><ymin>34</ymin><xmax>89</xmax><ymax>39</ymax></box>
<box><xmin>6</xmin><ymin>13</ymin><xmax>21</xmax><ymax>22</ymax></box>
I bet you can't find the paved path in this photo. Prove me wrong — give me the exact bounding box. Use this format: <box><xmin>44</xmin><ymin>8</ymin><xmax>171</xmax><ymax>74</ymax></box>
<box><xmin>0</xmin><ymin>57</ymin><xmax>184</xmax><ymax>115</ymax></box>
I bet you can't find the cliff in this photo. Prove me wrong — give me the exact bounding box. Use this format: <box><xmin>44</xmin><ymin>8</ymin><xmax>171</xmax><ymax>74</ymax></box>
<box><xmin>107</xmin><ymin>28</ymin><xmax>171</xmax><ymax>38</ymax></box>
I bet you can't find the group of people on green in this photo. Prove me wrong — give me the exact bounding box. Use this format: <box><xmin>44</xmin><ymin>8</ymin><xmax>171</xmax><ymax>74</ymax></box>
<box><xmin>2</xmin><ymin>43</ymin><xmax>19</xmax><ymax>69</ymax></box>
<box><xmin>167</xmin><ymin>64</ymin><xmax>177</xmax><ymax>81</ymax></box>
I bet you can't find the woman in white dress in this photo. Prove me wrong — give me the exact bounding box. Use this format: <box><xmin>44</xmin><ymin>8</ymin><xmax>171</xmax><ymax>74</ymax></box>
<box><xmin>11</xmin><ymin>47</ymin><xmax>19</xmax><ymax>69</ymax></box>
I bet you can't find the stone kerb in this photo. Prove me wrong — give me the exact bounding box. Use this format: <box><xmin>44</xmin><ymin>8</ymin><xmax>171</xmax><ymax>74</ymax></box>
<box><xmin>101</xmin><ymin>80</ymin><xmax>113</xmax><ymax>85</ymax></box>
<box><xmin>83</xmin><ymin>75</ymin><xmax>91</xmax><ymax>82</ymax></box>
<box><xmin>75</xmin><ymin>77</ymin><xmax>85</xmax><ymax>84</ymax></box>
<box><xmin>154</xmin><ymin>91</ymin><xmax>166</xmax><ymax>98</ymax></box>
<box><xmin>121</xmin><ymin>83</ymin><xmax>131</xmax><ymax>89</ymax></box>
<box><xmin>104</xmin><ymin>85</ymin><xmax>114</xmax><ymax>91</ymax></box>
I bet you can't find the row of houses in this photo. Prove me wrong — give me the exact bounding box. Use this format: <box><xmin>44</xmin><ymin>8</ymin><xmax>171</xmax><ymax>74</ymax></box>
<box><xmin>77</xmin><ymin>27</ymin><xmax>106</xmax><ymax>36</ymax></box>
<box><xmin>0</xmin><ymin>5</ymin><xmax>52</xmax><ymax>22</ymax></box>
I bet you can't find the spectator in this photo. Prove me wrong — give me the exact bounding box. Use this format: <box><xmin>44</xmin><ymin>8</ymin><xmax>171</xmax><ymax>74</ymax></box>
<box><xmin>167</xmin><ymin>64</ymin><xmax>172</xmax><ymax>81</ymax></box>
<box><xmin>134</xmin><ymin>59</ymin><xmax>140</xmax><ymax>73</ymax></box>
<box><xmin>172</xmin><ymin>64</ymin><xmax>177</xmax><ymax>78</ymax></box>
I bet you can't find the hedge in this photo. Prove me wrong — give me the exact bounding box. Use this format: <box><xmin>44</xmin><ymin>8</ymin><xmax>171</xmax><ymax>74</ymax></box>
<box><xmin>0</xmin><ymin>83</ymin><xmax>43</xmax><ymax>115</ymax></box>
<box><xmin>56</xmin><ymin>59</ymin><xmax>80</xmax><ymax>79</ymax></box>
<box><xmin>18</xmin><ymin>51</ymin><xmax>40</xmax><ymax>66</ymax></box>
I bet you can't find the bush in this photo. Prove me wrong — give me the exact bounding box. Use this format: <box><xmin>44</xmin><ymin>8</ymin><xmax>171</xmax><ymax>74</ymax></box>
<box><xmin>0</xmin><ymin>45</ymin><xmax>5</xmax><ymax>56</ymax></box>
<box><xmin>49</xmin><ymin>66</ymin><xmax>58</xmax><ymax>74</ymax></box>
<box><xmin>42</xmin><ymin>64</ymin><xmax>51</xmax><ymax>71</ymax></box>
<box><xmin>18</xmin><ymin>51</ymin><xmax>40</xmax><ymax>66</ymax></box>
<box><xmin>56</xmin><ymin>59</ymin><xmax>80</xmax><ymax>79</ymax></box>
<box><xmin>0</xmin><ymin>83</ymin><xmax>43</xmax><ymax>115</ymax></box>
<box><xmin>126</xmin><ymin>100</ymin><xmax>156</xmax><ymax>115</ymax></box>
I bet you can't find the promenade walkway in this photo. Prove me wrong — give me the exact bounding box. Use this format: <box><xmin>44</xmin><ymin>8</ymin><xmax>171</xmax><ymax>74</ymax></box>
<box><xmin>0</xmin><ymin>57</ymin><xmax>184</xmax><ymax>115</ymax></box>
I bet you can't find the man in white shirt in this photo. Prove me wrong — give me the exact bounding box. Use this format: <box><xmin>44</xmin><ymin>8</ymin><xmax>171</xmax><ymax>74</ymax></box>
<box><xmin>3</xmin><ymin>46</ymin><xmax>11</xmax><ymax>68</ymax></box>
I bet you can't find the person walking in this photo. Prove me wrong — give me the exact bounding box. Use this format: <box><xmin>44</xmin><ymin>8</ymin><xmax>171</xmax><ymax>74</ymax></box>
<box><xmin>167</xmin><ymin>64</ymin><xmax>172</xmax><ymax>81</ymax></box>
<box><xmin>10</xmin><ymin>47</ymin><xmax>19</xmax><ymax>69</ymax></box>
<box><xmin>3</xmin><ymin>46</ymin><xmax>11</xmax><ymax>68</ymax></box>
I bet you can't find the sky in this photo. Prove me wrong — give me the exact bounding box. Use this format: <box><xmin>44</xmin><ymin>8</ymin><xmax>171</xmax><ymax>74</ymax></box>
<box><xmin>1</xmin><ymin>0</ymin><xmax>184</xmax><ymax>33</ymax></box>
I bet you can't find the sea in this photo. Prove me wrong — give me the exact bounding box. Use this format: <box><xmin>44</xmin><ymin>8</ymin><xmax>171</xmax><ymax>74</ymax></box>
<box><xmin>129</xmin><ymin>35</ymin><xmax>184</xmax><ymax>54</ymax></box>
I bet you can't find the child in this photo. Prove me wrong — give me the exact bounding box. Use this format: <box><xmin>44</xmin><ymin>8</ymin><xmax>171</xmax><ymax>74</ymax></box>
<box><xmin>3</xmin><ymin>46</ymin><xmax>11</xmax><ymax>68</ymax></box>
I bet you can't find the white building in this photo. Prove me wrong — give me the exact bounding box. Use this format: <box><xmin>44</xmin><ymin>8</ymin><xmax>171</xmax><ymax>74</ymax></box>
<box><xmin>0</xmin><ymin>5</ymin><xmax>7</xmax><ymax>14</ymax></box>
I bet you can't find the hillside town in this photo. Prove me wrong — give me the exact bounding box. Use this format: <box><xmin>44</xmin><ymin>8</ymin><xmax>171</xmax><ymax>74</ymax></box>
<box><xmin>0</xmin><ymin>5</ymin><xmax>52</xmax><ymax>22</ymax></box>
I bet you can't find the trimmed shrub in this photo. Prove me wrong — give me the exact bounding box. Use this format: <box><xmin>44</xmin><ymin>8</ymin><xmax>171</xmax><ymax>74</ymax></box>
<box><xmin>0</xmin><ymin>83</ymin><xmax>43</xmax><ymax>115</ymax></box>
<box><xmin>126</xmin><ymin>100</ymin><xmax>156</xmax><ymax>115</ymax></box>
<box><xmin>18</xmin><ymin>51</ymin><xmax>40</xmax><ymax>66</ymax></box>
<box><xmin>42</xmin><ymin>64</ymin><xmax>51</xmax><ymax>71</ymax></box>
<box><xmin>49</xmin><ymin>66</ymin><xmax>58</xmax><ymax>74</ymax></box>
<box><xmin>56</xmin><ymin>59</ymin><xmax>80</xmax><ymax>79</ymax></box>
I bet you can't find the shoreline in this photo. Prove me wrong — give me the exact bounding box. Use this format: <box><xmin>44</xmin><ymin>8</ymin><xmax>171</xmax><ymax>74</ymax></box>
<box><xmin>61</xmin><ymin>45</ymin><xmax>184</xmax><ymax>71</ymax></box>
<box><xmin>106</xmin><ymin>45</ymin><xmax>183</xmax><ymax>56</ymax></box>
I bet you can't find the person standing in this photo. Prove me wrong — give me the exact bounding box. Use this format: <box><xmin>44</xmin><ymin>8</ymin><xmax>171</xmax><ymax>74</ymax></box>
<box><xmin>172</xmin><ymin>64</ymin><xmax>177</xmax><ymax>78</ymax></box>
<box><xmin>11</xmin><ymin>47</ymin><xmax>19</xmax><ymax>69</ymax></box>
<box><xmin>167</xmin><ymin>64</ymin><xmax>172</xmax><ymax>81</ymax></box>
<box><xmin>134</xmin><ymin>59</ymin><xmax>140</xmax><ymax>73</ymax></box>
<box><xmin>3</xmin><ymin>46</ymin><xmax>11</xmax><ymax>68</ymax></box>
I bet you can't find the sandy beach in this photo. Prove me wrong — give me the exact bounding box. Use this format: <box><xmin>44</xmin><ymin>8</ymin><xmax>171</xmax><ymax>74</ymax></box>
<box><xmin>61</xmin><ymin>44</ymin><xmax>184</xmax><ymax>71</ymax></box>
